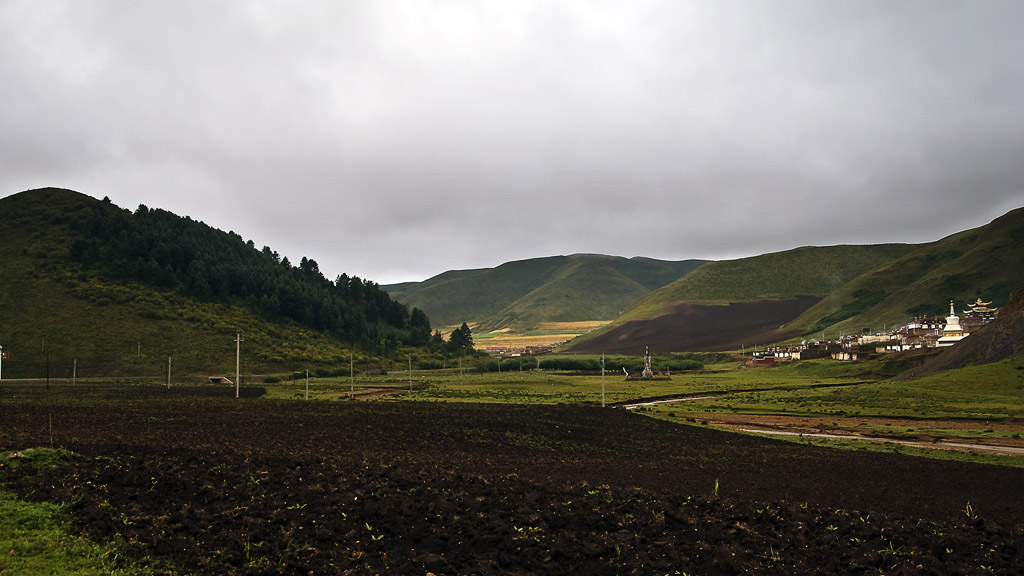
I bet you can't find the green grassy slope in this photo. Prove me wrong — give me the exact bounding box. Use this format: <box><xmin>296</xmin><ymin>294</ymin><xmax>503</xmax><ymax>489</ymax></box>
<box><xmin>783</xmin><ymin>207</ymin><xmax>1024</xmax><ymax>335</ymax></box>
<box><xmin>572</xmin><ymin>208</ymin><xmax>1024</xmax><ymax>351</ymax></box>
<box><xmin>0</xmin><ymin>189</ymin><xmax>406</xmax><ymax>378</ymax></box>
<box><xmin>590</xmin><ymin>255</ymin><xmax>705</xmax><ymax>291</ymax></box>
<box><xmin>384</xmin><ymin>255</ymin><xmax>706</xmax><ymax>329</ymax></box>
<box><xmin>383</xmin><ymin>257</ymin><xmax>571</xmax><ymax>328</ymax></box>
<box><xmin>614</xmin><ymin>244</ymin><xmax>919</xmax><ymax>324</ymax></box>
<box><xmin>480</xmin><ymin>259</ymin><xmax>649</xmax><ymax>330</ymax></box>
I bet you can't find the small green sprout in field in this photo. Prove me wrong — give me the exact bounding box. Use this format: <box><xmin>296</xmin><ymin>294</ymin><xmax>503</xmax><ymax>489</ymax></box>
<box><xmin>964</xmin><ymin>501</ymin><xmax>978</xmax><ymax>520</ymax></box>
<box><xmin>712</xmin><ymin>478</ymin><xmax>719</xmax><ymax>497</ymax></box>
<box><xmin>877</xmin><ymin>540</ymin><xmax>903</xmax><ymax>558</ymax></box>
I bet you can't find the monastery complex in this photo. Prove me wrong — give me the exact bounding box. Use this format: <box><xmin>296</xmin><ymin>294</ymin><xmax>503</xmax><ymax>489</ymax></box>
<box><xmin>748</xmin><ymin>298</ymin><xmax>1000</xmax><ymax>365</ymax></box>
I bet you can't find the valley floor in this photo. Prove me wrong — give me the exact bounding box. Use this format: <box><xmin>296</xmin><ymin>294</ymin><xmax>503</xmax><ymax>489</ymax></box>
<box><xmin>1</xmin><ymin>384</ymin><xmax>1022</xmax><ymax>575</ymax></box>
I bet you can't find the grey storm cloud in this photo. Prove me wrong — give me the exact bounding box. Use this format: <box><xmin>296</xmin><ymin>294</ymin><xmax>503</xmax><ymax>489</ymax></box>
<box><xmin>2</xmin><ymin>1</ymin><xmax>1022</xmax><ymax>284</ymax></box>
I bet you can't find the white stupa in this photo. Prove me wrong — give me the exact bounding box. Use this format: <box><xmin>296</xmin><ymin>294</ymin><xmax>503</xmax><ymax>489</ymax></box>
<box><xmin>936</xmin><ymin>300</ymin><xmax>966</xmax><ymax>347</ymax></box>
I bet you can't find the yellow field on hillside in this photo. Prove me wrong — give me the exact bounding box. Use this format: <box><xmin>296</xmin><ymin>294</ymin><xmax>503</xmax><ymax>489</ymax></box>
<box><xmin>471</xmin><ymin>321</ymin><xmax>609</xmax><ymax>351</ymax></box>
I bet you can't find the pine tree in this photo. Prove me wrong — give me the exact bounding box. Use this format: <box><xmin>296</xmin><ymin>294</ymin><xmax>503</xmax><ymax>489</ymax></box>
<box><xmin>448</xmin><ymin>322</ymin><xmax>474</xmax><ymax>352</ymax></box>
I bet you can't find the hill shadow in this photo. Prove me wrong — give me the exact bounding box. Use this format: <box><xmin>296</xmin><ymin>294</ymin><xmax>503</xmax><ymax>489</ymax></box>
<box><xmin>572</xmin><ymin>296</ymin><xmax>821</xmax><ymax>353</ymax></box>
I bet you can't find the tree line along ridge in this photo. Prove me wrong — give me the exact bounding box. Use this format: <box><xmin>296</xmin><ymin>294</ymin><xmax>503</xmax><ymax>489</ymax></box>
<box><xmin>65</xmin><ymin>198</ymin><xmax>433</xmax><ymax>350</ymax></box>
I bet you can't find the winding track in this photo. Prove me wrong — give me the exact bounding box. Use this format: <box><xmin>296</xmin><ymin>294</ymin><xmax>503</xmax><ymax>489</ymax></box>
<box><xmin>621</xmin><ymin>384</ymin><xmax>1024</xmax><ymax>457</ymax></box>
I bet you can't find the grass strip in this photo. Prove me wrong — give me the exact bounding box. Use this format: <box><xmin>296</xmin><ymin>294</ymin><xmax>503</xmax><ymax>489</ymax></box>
<box><xmin>0</xmin><ymin>490</ymin><xmax>146</xmax><ymax>576</ymax></box>
<box><xmin>0</xmin><ymin>448</ymin><xmax>148</xmax><ymax>576</ymax></box>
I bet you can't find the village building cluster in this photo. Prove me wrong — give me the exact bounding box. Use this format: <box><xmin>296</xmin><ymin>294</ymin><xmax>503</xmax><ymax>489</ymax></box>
<box><xmin>484</xmin><ymin>344</ymin><xmax>559</xmax><ymax>356</ymax></box>
<box><xmin>746</xmin><ymin>298</ymin><xmax>999</xmax><ymax>366</ymax></box>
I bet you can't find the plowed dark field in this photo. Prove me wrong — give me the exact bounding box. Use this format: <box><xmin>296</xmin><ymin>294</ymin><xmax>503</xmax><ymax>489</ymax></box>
<box><xmin>1</xmin><ymin>384</ymin><xmax>1022</xmax><ymax>575</ymax></box>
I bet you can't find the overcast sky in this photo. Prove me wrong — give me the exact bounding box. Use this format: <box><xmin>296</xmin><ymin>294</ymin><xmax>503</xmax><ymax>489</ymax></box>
<box><xmin>2</xmin><ymin>1</ymin><xmax>1022</xmax><ymax>284</ymax></box>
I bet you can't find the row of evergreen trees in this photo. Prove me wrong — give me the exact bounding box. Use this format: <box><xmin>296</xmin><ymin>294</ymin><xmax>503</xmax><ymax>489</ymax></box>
<box><xmin>68</xmin><ymin>198</ymin><xmax>433</xmax><ymax>349</ymax></box>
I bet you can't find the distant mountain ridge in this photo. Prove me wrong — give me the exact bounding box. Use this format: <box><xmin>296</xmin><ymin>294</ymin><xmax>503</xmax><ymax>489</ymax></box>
<box><xmin>569</xmin><ymin>207</ymin><xmax>1024</xmax><ymax>353</ymax></box>
<box><xmin>388</xmin><ymin>207</ymin><xmax>1024</xmax><ymax>351</ymax></box>
<box><xmin>384</xmin><ymin>255</ymin><xmax>706</xmax><ymax>330</ymax></box>
<box><xmin>612</xmin><ymin>244</ymin><xmax>921</xmax><ymax>324</ymax></box>
<box><xmin>781</xmin><ymin>207</ymin><xmax>1024</xmax><ymax>336</ymax></box>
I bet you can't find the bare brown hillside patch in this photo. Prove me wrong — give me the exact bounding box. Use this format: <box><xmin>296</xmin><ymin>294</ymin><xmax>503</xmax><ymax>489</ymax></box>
<box><xmin>573</xmin><ymin>296</ymin><xmax>822</xmax><ymax>353</ymax></box>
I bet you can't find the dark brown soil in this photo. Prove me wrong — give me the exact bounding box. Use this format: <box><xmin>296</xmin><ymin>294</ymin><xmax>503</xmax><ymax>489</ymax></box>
<box><xmin>573</xmin><ymin>296</ymin><xmax>821</xmax><ymax>354</ymax></box>
<box><xmin>1</xmin><ymin>384</ymin><xmax>1022</xmax><ymax>575</ymax></box>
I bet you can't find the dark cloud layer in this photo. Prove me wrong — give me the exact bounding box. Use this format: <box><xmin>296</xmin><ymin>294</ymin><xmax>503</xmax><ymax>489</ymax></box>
<box><xmin>2</xmin><ymin>1</ymin><xmax>1022</xmax><ymax>284</ymax></box>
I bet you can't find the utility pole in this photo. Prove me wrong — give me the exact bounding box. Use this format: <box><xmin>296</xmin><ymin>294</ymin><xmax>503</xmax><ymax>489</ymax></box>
<box><xmin>167</xmin><ymin>357</ymin><xmax>171</xmax><ymax>389</ymax></box>
<box><xmin>601</xmin><ymin>353</ymin><xmax>606</xmax><ymax>408</ymax></box>
<box><xmin>305</xmin><ymin>368</ymin><xmax>309</xmax><ymax>400</ymax></box>
<box><xmin>350</xmin><ymin>352</ymin><xmax>354</xmax><ymax>400</ymax></box>
<box><xmin>235</xmin><ymin>333</ymin><xmax>244</xmax><ymax>399</ymax></box>
<box><xmin>73</xmin><ymin>359</ymin><xmax>77</xmax><ymax>386</ymax></box>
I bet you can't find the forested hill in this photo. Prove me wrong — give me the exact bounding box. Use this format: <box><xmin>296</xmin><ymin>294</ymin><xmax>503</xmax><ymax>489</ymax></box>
<box><xmin>4</xmin><ymin>188</ymin><xmax>432</xmax><ymax>349</ymax></box>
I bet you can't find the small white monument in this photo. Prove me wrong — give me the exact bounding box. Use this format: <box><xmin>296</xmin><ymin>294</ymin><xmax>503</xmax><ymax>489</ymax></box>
<box><xmin>641</xmin><ymin>345</ymin><xmax>654</xmax><ymax>379</ymax></box>
<box><xmin>936</xmin><ymin>300</ymin><xmax>966</xmax><ymax>347</ymax></box>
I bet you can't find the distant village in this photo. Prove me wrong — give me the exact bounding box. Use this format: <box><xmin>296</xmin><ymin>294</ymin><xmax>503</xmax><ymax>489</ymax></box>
<box><xmin>483</xmin><ymin>344</ymin><xmax>560</xmax><ymax>357</ymax></box>
<box><xmin>746</xmin><ymin>298</ymin><xmax>998</xmax><ymax>366</ymax></box>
